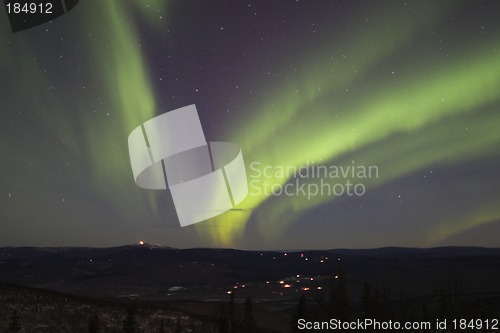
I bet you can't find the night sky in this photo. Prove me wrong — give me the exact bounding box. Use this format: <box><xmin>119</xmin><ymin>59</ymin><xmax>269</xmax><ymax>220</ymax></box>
<box><xmin>1</xmin><ymin>1</ymin><xmax>500</xmax><ymax>250</ymax></box>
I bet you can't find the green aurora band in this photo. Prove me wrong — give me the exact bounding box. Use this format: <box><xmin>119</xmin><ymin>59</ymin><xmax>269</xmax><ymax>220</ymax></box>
<box><xmin>1</xmin><ymin>2</ymin><xmax>167</xmax><ymax>242</ymax></box>
<box><xmin>200</xmin><ymin>4</ymin><xmax>500</xmax><ymax>246</ymax></box>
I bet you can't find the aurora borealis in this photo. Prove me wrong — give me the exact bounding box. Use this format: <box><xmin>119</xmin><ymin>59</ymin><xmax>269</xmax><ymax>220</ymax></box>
<box><xmin>1</xmin><ymin>1</ymin><xmax>499</xmax><ymax>249</ymax></box>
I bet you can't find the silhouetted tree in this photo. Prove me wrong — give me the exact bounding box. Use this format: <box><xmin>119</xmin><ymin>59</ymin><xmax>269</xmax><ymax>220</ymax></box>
<box><xmin>175</xmin><ymin>317</ymin><xmax>182</xmax><ymax>333</ymax></box>
<box><xmin>158</xmin><ymin>320</ymin><xmax>165</xmax><ymax>333</ymax></box>
<box><xmin>241</xmin><ymin>296</ymin><xmax>257</xmax><ymax>333</ymax></box>
<box><xmin>330</xmin><ymin>263</ymin><xmax>349</xmax><ymax>320</ymax></box>
<box><xmin>218</xmin><ymin>289</ymin><xmax>238</xmax><ymax>333</ymax></box>
<box><xmin>291</xmin><ymin>295</ymin><xmax>308</xmax><ymax>333</ymax></box>
<box><xmin>229</xmin><ymin>289</ymin><xmax>237</xmax><ymax>333</ymax></box>
<box><xmin>375</xmin><ymin>287</ymin><xmax>391</xmax><ymax>320</ymax></box>
<box><xmin>360</xmin><ymin>282</ymin><xmax>390</xmax><ymax>320</ymax></box>
<box><xmin>88</xmin><ymin>310</ymin><xmax>101</xmax><ymax>333</ymax></box>
<box><xmin>122</xmin><ymin>306</ymin><xmax>138</xmax><ymax>333</ymax></box>
<box><xmin>438</xmin><ymin>279</ymin><xmax>463</xmax><ymax>321</ymax></box>
<box><xmin>313</xmin><ymin>288</ymin><xmax>328</xmax><ymax>321</ymax></box>
<box><xmin>361</xmin><ymin>281</ymin><xmax>373</xmax><ymax>318</ymax></box>
<box><xmin>7</xmin><ymin>310</ymin><xmax>21</xmax><ymax>333</ymax></box>
<box><xmin>218</xmin><ymin>302</ymin><xmax>229</xmax><ymax>333</ymax></box>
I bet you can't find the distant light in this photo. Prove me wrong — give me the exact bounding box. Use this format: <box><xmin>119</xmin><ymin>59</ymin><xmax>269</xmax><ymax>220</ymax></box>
<box><xmin>302</xmin><ymin>287</ymin><xmax>310</xmax><ymax>291</ymax></box>
<box><xmin>283</xmin><ymin>284</ymin><xmax>292</xmax><ymax>288</ymax></box>
<box><xmin>284</xmin><ymin>253</ymin><xmax>287</xmax><ymax>256</ymax></box>
<box><xmin>139</xmin><ymin>240</ymin><xmax>144</xmax><ymax>245</ymax></box>
<box><xmin>317</xmin><ymin>286</ymin><xmax>322</xmax><ymax>290</ymax></box>
<box><xmin>310</xmin><ymin>277</ymin><xmax>314</xmax><ymax>281</ymax></box>
<box><xmin>301</xmin><ymin>253</ymin><xmax>304</xmax><ymax>258</ymax></box>
<box><xmin>227</xmin><ymin>291</ymin><xmax>232</xmax><ymax>294</ymax></box>
<box><xmin>279</xmin><ymin>280</ymin><xmax>284</xmax><ymax>284</ymax></box>
<box><xmin>320</xmin><ymin>260</ymin><xmax>324</xmax><ymax>263</ymax></box>
<box><xmin>266</xmin><ymin>281</ymin><xmax>270</xmax><ymax>284</ymax></box>
<box><xmin>296</xmin><ymin>274</ymin><xmax>300</xmax><ymax>278</ymax></box>
<box><xmin>334</xmin><ymin>275</ymin><xmax>339</xmax><ymax>279</ymax></box>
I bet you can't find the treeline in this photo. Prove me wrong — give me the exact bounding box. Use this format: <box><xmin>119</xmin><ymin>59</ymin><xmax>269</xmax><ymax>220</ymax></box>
<box><xmin>217</xmin><ymin>293</ymin><xmax>259</xmax><ymax>333</ymax></box>
<box><xmin>288</xmin><ymin>264</ymin><xmax>497</xmax><ymax>332</ymax></box>
<box><xmin>1</xmin><ymin>270</ymin><xmax>498</xmax><ymax>333</ymax></box>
